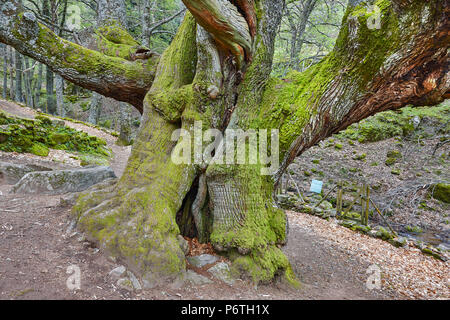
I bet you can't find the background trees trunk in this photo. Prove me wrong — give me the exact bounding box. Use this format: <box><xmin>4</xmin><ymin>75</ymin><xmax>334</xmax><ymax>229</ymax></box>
<box><xmin>1</xmin><ymin>44</ymin><xmax>6</xmax><ymax>99</ymax></box>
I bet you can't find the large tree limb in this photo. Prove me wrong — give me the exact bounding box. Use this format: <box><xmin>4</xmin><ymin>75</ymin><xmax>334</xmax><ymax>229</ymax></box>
<box><xmin>182</xmin><ymin>0</ymin><xmax>253</xmax><ymax>67</ymax></box>
<box><xmin>0</xmin><ymin>1</ymin><xmax>159</xmax><ymax>113</ymax></box>
<box><xmin>251</xmin><ymin>0</ymin><xmax>449</xmax><ymax>182</ymax></box>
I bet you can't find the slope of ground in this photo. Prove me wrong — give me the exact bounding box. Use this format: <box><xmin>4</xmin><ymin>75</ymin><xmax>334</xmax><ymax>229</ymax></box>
<box><xmin>0</xmin><ymin>99</ymin><xmax>131</xmax><ymax>178</ymax></box>
<box><xmin>0</xmin><ymin>100</ymin><xmax>448</xmax><ymax>300</ymax></box>
<box><xmin>285</xmin><ymin>102</ymin><xmax>449</xmax><ymax>248</ymax></box>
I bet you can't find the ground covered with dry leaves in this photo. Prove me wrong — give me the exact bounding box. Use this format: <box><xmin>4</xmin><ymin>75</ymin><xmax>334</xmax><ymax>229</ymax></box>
<box><xmin>287</xmin><ymin>211</ymin><xmax>449</xmax><ymax>299</ymax></box>
<box><xmin>0</xmin><ymin>100</ymin><xmax>448</xmax><ymax>300</ymax></box>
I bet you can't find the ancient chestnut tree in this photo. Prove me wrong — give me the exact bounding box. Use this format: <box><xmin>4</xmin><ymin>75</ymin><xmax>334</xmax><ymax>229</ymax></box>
<box><xmin>0</xmin><ymin>0</ymin><xmax>448</xmax><ymax>286</ymax></box>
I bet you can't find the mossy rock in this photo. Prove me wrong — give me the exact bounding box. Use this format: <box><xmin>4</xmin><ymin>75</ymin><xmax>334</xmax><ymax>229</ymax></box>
<box><xmin>405</xmin><ymin>225</ymin><xmax>423</xmax><ymax>234</ymax></box>
<box><xmin>389</xmin><ymin>237</ymin><xmax>408</xmax><ymax>248</ymax></box>
<box><xmin>0</xmin><ymin>112</ymin><xmax>111</xmax><ymax>161</ymax></box>
<box><xmin>342</xmin><ymin>211</ymin><xmax>361</xmax><ymax>221</ymax></box>
<box><xmin>0</xmin><ymin>130</ymin><xmax>10</xmax><ymax>143</ymax></box>
<box><xmin>30</xmin><ymin>143</ymin><xmax>49</xmax><ymax>157</ymax></box>
<box><xmin>351</xmin><ymin>224</ymin><xmax>371</xmax><ymax>234</ymax></box>
<box><xmin>35</xmin><ymin>115</ymin><xmax>53</xmax><ymax>126</ymax></box>
<box><xmin>431</xmin><ymin>184</ymin><xmax>450</xmax><ymax>203</ymax></box>
<box><xmin>387</xmin><ymin>150</ymin><xmax>402</xmax><ymax>159</ymax></box>
<box><xmin>338</xmin><ymin>220</ymin><xmax>357</xmax><ymax>228</ymax></box>
<box><xmin>49</xmin><ymin>132</ymin><xmax>71</xmax><ymax>145</ymax></box>
<box><xmin>375</xmin><ymin>226</ymin><xmax>395</xmax><ymax>241</ymax></box>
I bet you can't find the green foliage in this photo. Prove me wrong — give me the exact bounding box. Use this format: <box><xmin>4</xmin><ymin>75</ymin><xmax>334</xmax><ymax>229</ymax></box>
<box><xmin>337</xmin><ymin>103</ymin><xmax>449</xmax><ymax>143</ymax></box>
<box><xmin>0</xmin><ymin>111</ymin><xmax>110</xmax><ymax>158</ymax></box>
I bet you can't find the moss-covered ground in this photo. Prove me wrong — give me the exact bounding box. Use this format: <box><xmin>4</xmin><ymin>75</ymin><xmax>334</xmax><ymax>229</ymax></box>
<box><xmin>0</xmin><ymin>111</ymin><xmax>111</xmax><ymax>162</ymax></box>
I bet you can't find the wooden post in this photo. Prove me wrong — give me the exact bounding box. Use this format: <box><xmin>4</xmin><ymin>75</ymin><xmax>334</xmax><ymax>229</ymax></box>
<box><xmin>313</xmin><ymin>185</ymin><xmax>337</xmax><ymax>211</ymax></box>
<box><xmin>360</xmin><ymin>184</ymin><xmax>365</xmax><ymax>224</ymax></box>
<box><xmin>337</xmin><ymin>181</ymin><xmax>343</xmax><ymax>217</ymax></box>
<box><xmin>365</xmin><ymin>185</ymin><xmax>370</xmax><ymax>226</ymax></box>
<box><xmin>288</xmin><ymin>172</ymin><xmax>304</xmax><ymax>203</ymax></box>
<box><xmin>370</xmin><ymin>198</ymin><xmax>397</xmax><ymax>237</ymax></box>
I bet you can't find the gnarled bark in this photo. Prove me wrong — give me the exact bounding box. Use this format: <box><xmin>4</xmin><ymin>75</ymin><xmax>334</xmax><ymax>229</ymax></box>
<box><xmin>1</xmin><ymin>0</ymin><xmax>448</xmax><ymax>286</ymax></box>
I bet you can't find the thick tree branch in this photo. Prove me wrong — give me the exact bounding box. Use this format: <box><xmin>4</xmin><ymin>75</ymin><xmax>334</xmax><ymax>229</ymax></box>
<box><xmin>0</xmin><ymin>1</ymin><xmax>159</xmax><ymax>113</ymax></box>
<box><xmin>182</xmin><ymin>0</ymin><xmax>253</xmax><ymax>67</ymax></box>
<box><xmin>268</xmin><ymin>0</ymin><xmax>449</xmax><ymax>182</ymax></box>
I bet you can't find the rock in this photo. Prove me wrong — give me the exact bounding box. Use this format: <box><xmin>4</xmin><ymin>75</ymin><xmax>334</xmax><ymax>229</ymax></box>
<box><xmin>177</xmin><ymin>235</ymin><xmax>190</xmax><ymax>256</ymax></box>
<box><xmin>0</xmin><ymin>161</ymin><xmax>38</xmax><ymax>184</ymax></box>
<box><xmin>185</xmin><ymin>270</ymin><xmax>213</xmax><ymax>286</ymax></box>
<box><xmin>375</xmin><ymin>226</ymin><xmax>395</xmax><ymax>241</ymax></box>
<box><xmin>187</xmin><ymin>254</ymin><xmax>219</xmax><ymax>268</ymax></box>
<box><xmin>276</xmin><ymin>194</ymin><xmax>297</xmax><ymax>209</ymax></box>
<box><xmin>109</xmin><ymin>266</ymin><xmax>127</xmax><ymax>280</ymax></box>
<box><xmin>421</xmin><ymin>247</ymin><xmax>447</xmax><ymax>262</ymax></box>
<box><xmin>12</xmin><ymin>167</ymin><xmax>116</xmax><ymax>195</ymax></box>
<box><xmin>319</xmin><ymin>200</ymin><xmax>333</xmax><ymax>210</ymax></box>
<box><xmin>51</xmin><ymin>119</ymin><xmax>66</xmax><ymax>127</ymax></box>
<box><xmin>338</xmin><ymin>220</ymin><xmax>357</xmax><ymax>229</ymax></box>
<box><xmin>116</xmin><ymin>278</ymin><xmax>134</xmax><ymax>291</ymax></box>
<box><xmin>127</xmin><ymin>271</ymin><xmax>142</xmax><ymax>290</ymax></box>
<box><xmin>352</xmin><ymin>224</ymin><xmax>371</xmax><ymax>234</ymax></box>
<box><xmin>431</xmin><ymin>183</ymin><xmax>450</xmax><ymax>203</ymax></box>
<box><xmin>328</xmin><ymin>209</ymin><xmax>337</xmax><ymax>217</ymax></box>
<box><xmin>389</xmin><ymin>237</ymin><xmax>408</xmax><ymax>248</ymax></box>
<box><xmin>302</xmin><ymin>205</ymin><xmax>314</xmax><ymax>214</ymax></box>
<box><xmin>59</xmin><ymin>192</ymin><xmax>81</xmax><ymax>207</ymax></box>
<box><xmin>313</xmin><ymin>207</ymin><xmax>323</xmax><ymax>215</ymax></box>
<box><xmin>208</xmin><ymin>262</ymin><xmax>235</xmax><ymax>285</ymax></box>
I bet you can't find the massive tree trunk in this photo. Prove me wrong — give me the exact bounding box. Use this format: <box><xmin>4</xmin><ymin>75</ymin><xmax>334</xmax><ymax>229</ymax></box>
<box><xmin>0</xmin><ymin>0</ymin><xmax>448</xmax><ymax>286</ymax></box>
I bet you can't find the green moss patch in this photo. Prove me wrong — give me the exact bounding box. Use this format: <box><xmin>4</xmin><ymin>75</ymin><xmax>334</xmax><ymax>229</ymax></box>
<box><xmin>0</xmin><ymin>111</ymin><xmax>110</xmax><ymax>159</ymax></box>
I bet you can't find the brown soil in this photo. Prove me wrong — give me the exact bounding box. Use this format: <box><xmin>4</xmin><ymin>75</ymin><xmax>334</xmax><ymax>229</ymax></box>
<box><xmin>1</xmin><ymin>101</ymin><xmax>447</xmax><ymax>300</ymax></box>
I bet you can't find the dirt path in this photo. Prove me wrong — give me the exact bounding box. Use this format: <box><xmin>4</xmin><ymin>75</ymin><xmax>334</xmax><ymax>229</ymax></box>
<box><xmin>0</xmin><ymin>182</ymin><xmax>391</xmax><ymax>300</ymax></box>
<box><xmin>0</xmin><ymin>100</ymin><xmax>447</xmax><ymax>300</ymax></box>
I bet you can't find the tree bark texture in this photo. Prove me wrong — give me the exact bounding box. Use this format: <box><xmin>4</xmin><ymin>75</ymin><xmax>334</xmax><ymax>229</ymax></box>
<box><xmin>0</xmin><ymin>0</ymin><xmax>448</xmax><ymax>285</ymax></box>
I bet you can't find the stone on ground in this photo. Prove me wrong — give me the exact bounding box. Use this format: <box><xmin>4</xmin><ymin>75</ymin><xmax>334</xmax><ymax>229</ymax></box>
<box><xmin>109</xmin><ymin>266</ymin><xmax>127</xmax><ymax>280</ymax></box>
<box><xmin>0</xmin><ymin>161</ymin><xmax>50</xmax><ymax>184</ymax></box>
<box><xmin>208</xmin><ymin>262</ymin><xmax>235</xmax><ymax>285</ymax></box>
<box><xmin>12</xmin><ymin>166</ymin><xmax>116</xmax><ymax>195</ymax></box>
<box><xmin>185</xmin><ymin>270</ymin><xmax>213</xmax><ymax>286</ymax></box>
<box><xmin>187</xmin><ymin>254</ymin><xmax>219</xmax><ymax>268</ymax></box>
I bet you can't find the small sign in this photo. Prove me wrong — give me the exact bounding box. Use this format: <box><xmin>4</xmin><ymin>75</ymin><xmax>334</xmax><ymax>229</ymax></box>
<box><xmin>310</xmin><ymin>180</ymin><xmax>323</xmax><ymax>194</ymax></box>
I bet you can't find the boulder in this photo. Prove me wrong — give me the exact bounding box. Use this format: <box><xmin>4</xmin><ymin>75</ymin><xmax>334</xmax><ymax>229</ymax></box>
<box><xmin>12</xmin><ymin>166</ymin><xmax>116</xmax><ymax>195</ymax></box>
<box><xmin>431</xmin><ymin>183</ymin><xmax>450</xmax><ymax>203</ymax></box>
<box><xmin>126</xmin><ymin>271</ymin><xmax>142</xmax><ymax>290</ymax></box>
<box><xmin>0</xmin><ymin>161</ymin><xmax>53</xmax><ymax>184</ymax></box>
<box><xmin>187</xmin><ymin>254</ymin><xmax>219</xmax><ymax>268</ymax></box>
<box><xmin>177</xmin><ymin>235</ymin><xmax>190</xmax><ymax>256</ymax></box>
<box><xmin>185</xmin><ymin>270</ymin><xmax>213</xmax><ymax>286</ymax></box>
<box><xmin>208</xmin><ymin>262</ymin><xmax>235</xmax><ymax>285</ymax></box>
<box><xmin>0</xmin><ymin>161</ymin><xmax>35</xmax><ymax>184</ymax></box>
<box><xmin>108</xmin><ymin>266</ymin><xmax>127</xmax><ymax>281</ymax></box>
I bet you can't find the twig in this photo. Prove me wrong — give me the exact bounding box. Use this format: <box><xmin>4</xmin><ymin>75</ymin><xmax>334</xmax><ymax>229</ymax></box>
<box><xmin>288</xmin><ymin>172</ymin><xmax>304</xmax><ymax>203</ymax></box>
